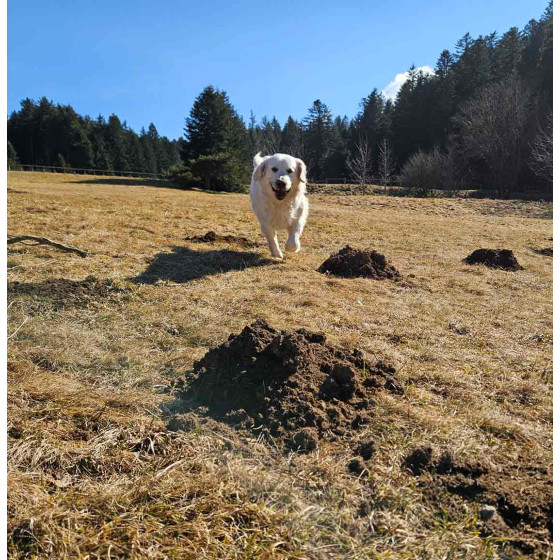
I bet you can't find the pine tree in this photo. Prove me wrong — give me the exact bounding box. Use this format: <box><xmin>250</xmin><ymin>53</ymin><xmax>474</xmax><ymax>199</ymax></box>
<box><xmin>391</xmin><ymin>66</ymin><xmax>437</xmax><ymax>166</ymax></box>
<box><xmin>259</xmin><ymin>116</ymin><xmax>282</xmax><ymax>154</ymax></box>
<box><xmin>351</xmin><ymin>89</ymin><xmax>389</xmax><ymax>175</ymax></box>
<box><xmin>184</xmin><ymin>86</ymin><xmax>246</xmax><ymax>160</ymax></box>
<box><xmin>106</xmin><ymin>115</ymin><xmax>130</xmax><ymax>171</ymax></box>
<box><xmin>303</xmin><ymin>99</ymin><xmax>336</xmax><ymax>178</ymax></box>
<box><xmin>55</xmin><ymin>153</ymin><xmax>70</xmax><ymax>169</ymax></box>
<box><xmin>280</xmin><ymin>116</ymin><xmax>303</xmax><ymax>156</ymax></box>
<box><xmin>140</xmin><ymin>131</ymin><xmax>158</xmax><ymax>173</ymax></box>
<box><xmin>452</xmin><ymin>36</ymin><xmax>492</xmax><ymax>103</ymax></box>
<box><xmin>125</xmin><ymin>132</ymin><xmax>144</xmax><ymax>172</ymax></box>
<box><xmin>90</xmin><ymin>128</ymin><xmax>112</xmax><ymax>170</ymax></box>
<box><xmin>182</xmin><ymin>86</ymin><xmax>249</xmax><ymax>190</ymax></box>
<box><xmin>431</xmin><ymin>50</ymin><xmax>457</xmax><ymax>144</ymax></box>
<box><xmin>67</xmin><ymin>119</ymin><xmax>94</xmax><ymax>168</ymax></box>
<box><xmin>247</xmin><ymin>111</ymin><xmax>259</xmax><ymax>156</ymax></box>
<box><xmin>327</xmin><ymin>116</ymin><xmax>350</xmax><ymax>177</ymax></box>
<box><xmin>494</xmin><ymin>27</ymin><xmax>523</xmax><ymax>80</ymax></box>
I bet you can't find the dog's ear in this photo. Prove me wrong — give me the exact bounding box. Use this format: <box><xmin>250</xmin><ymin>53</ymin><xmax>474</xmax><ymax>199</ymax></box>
<box><xmin>296</xmin><ymin>159</ymin><xmax>307</xmax><ymax>184</ymax></box>
<box><xmin>253</xmin><ymin>159</ymin><xmax>267</xmax><ymax>181</ymax></box>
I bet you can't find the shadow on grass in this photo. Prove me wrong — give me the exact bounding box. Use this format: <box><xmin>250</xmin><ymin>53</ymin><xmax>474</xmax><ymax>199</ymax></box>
<box><xmin>71</xmin><ymin>177</ymin><xmax>178</xmax><ymax>189</ymax></box>
<box><xmin>134</xmin><ymin>246</ymin><xmax>274</xmax><ymax>284</ymax></box>
<box><xmin>70</xmin><ymin>177</ymin><xmax>249</xmax><ymax>194</ymax></box>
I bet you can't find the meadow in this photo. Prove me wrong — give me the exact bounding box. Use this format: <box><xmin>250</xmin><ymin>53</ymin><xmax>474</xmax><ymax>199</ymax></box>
<box><xmin>7</xmin><ymin>171</ymin><xmax>552</xmax><ymax>559</ymax></box>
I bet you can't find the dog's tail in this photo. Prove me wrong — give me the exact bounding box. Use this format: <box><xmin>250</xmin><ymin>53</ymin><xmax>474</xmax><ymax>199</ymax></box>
<box><xmin>253</xmin><ymin>152</ymin><xmax>265</xmax><ymax>169</ymax></box>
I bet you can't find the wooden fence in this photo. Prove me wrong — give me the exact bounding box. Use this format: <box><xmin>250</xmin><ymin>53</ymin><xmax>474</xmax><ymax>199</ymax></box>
<box><xmin>8</xmin><ymin>164</ymin><xmax>164</xmax><ymax>179</ymax></box>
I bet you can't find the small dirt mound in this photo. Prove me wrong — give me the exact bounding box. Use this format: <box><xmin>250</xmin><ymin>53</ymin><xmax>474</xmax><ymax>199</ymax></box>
<box><xmin>173</xmin><ymin>320</ymin><xmax>402</xmax><ymax>451</ymax></box>
<box><xmin>185</xmin><ymin>231</ymin><xmax>259</xmax><ymax>248</ymax></box>
<box><xmin>8</xmin><ymin>276</ymin><xmax>131</xmax><ymax>309</ymax></box>
<box><xmin>533</xmin><ymin>247</ymin><xmax>553</xmax><ymax>257</ymax></box>
<box><xmin>318</xmin><ymin>246</ymin><xmax>401</xmax><ymax>279</ymax></box>
<box><xmin>464</xmin><ymin>249</ymin><xmax>523</xmax><ymax>271</ymax></box>
<box><xmin>403</xmin><ymin>446</ymin><xmax>552</xmax><ymax>551</ymax></box>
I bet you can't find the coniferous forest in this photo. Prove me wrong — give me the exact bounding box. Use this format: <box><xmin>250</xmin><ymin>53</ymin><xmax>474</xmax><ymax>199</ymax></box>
<box><xmin>8</xmin><ymin>3</ymin><xmax>552</xmax><ymax>196</ymax></box>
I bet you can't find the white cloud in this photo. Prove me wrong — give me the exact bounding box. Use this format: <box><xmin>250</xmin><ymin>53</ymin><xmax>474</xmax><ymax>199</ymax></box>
<box><xmin>381</xmin><ymin>66</ymin><xmax>435</xmax><ymax>100</ymax></box>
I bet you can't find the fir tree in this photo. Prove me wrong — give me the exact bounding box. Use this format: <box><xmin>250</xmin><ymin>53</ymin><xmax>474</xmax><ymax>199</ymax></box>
<box><xmin>181</xmin><ymin>86</ymin><xmax>249</xmax><ymax>190</ymax></box>
<box><xmin>303</xmin><ymin>99</ymin><xmax>336</xmax><ymax>178</ymax></box>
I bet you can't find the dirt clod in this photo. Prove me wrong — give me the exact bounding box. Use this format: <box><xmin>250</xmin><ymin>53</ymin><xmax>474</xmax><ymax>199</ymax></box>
<box><xmin>404</xmin><ymin>446</ymin><xmax>434</xmax><ymax>475</ymax></box>
<box><xmin>464</xmin><ymin>249</ymin><xmax>523</xmax><ymax>271</ymax></box>
<box><xmin>533</xmin><ymin>247</ymin><xmax>553</xmax><ymax>257</ymax></box>
<box><xmin>348</xmin><ymin>457</ymin><xmax>369</xmax><ymax>476</ymax></box>
<box><xmin>175</xmin><ymin>320</ymin><xmax>402</xmax><ymax>451</ymax></box>
<box><xmin>318</xmin><ymin>246</ymin><xmax>401</xmax><ymax>279</ymax></box>
<box><xmin>289</xmin><ymin>428</ymin><xmax>318</xmax><ymax>453</ymax></box>
<box><xmin>479</xmin><ymin>504</ymin><xmax>497</xmax><ymax>521</ymax></box>
<box><xmin>356</xmin><ymin>441</ymin><xmax>375</xmax><ymax>460</ymax></box>
<box><xmin>185</xmin><ymin>231</ymin><xmax>259</xmax><ymax>248</ymax></box>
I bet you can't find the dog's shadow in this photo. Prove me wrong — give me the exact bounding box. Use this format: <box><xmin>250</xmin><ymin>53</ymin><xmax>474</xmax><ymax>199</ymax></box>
<box><xmin>133</xmin><ymin>246</ymin><xmax>274</xmax><ymax>284</ymax></box>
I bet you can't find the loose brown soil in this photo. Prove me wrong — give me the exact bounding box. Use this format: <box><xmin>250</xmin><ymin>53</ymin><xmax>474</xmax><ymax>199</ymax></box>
<box><xmin>464</xmin><ymin>249</ymin><xmax>523</xmax><ymax>270</ymax></box>
<box><xmin>318</xmin><ymin>246</ymin><xmax>401</xmax><ymax>279</ymax></box>
<box><xmin>185</xmin><ymin>230</ymin><xmax>259</xmax><ymax>248</ymax></box>
<box><xmin>8</xmin><ymin>276</ymin><xmax>132</xmax><ymax>310</ymax></box>
<box><xmin>403</xmin><ymin>446</ymin><xmax>552</xmax><ymax>554</ymax></box>
<box><xmin>172</xmin><ymin>320</ymin><xmax>402</xmax><ymax>451</ymax></box>
<box><xmin>533</xmin><ymin>247</ymin><xmax>553</xmax><ymax>257</ymax></box>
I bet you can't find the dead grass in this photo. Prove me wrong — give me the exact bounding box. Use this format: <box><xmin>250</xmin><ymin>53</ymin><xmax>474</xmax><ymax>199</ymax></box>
<box><xmin>7</xmin><ymin>171</ymin><xmax>552</xmax><ymax>559</ymax></box>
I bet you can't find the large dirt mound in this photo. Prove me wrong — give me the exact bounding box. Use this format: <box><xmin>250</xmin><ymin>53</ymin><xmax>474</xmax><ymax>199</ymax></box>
<box><xmin>173</xmin><ymin>320</ymin><xmax>402</xmax><ymax>451</ymax></box>
<box><xmin>464</xmin><ymin>249</ymin><xmax>523</xmax><ymax>271</ymax></box>
<box><xmin>318</xmin><ymin>246</ymin><xmax>401</xmax><ymax>279</ymax></box>
<box><xmin>403</xmin><ymin>446</ymin><xmax>552</xmax><ymax>553</ymax></box>
<box><xmin>185</xmin><ymin>230</ymin><xmax>259</xmax><ymax>248</ymax></box>
<box><xmin>8</xmin><ymin>276</ymin><xmax>131</xmax><ymax>309</ymax></box>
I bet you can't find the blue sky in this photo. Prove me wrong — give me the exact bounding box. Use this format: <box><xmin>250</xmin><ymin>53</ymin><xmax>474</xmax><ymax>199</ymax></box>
<box><xmin>8</xmin><ymin>0</ymin><xmax>548</xmax><ymax>139</ymax></box>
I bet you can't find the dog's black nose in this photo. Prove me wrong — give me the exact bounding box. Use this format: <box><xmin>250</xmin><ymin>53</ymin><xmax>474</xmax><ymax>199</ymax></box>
<box><xmin>276</xmin><ymin>179</ymin><xmax>287</xmax><ymax>189</ymax></box>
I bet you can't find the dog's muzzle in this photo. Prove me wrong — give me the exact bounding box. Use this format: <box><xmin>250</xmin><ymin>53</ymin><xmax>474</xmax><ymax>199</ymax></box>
<box><xmin>272</xmin><ymin>179</ymin><xmax>289</xmax><ymax>200</ymax></box>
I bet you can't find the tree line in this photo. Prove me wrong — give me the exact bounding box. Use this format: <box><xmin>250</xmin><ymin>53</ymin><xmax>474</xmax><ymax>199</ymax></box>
<box><xmin>7</xmin><ymin>98</ymin><xmax>181</xmax><ymax>174</ymax></box>
<box><xmin>8</xmin><ymin>2</ymin><xmax>552</xmax><ymax>196</ymax></box>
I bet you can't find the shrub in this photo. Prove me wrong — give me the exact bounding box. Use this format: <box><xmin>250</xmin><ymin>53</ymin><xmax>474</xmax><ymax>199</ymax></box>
<box><xmin>166</xmin><ymin>153</ymin><xmax>249</xmax><ymax>193</ymax></box>
<box><xmin>7</xmin><ymin>141</ymin><xmax>21</xmax><ymax>170</ymax></box>
<box><xmin>399</xmin><ymin>148</ymin><xmax>459</xmax><ymax>196</ymax></box>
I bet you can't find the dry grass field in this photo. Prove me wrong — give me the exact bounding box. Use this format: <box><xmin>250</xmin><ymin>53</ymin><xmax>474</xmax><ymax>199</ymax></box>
<box><xmin>7</xmin><ymin>171</ymin><xmax>552</xmax><ymax>559</ymax></box>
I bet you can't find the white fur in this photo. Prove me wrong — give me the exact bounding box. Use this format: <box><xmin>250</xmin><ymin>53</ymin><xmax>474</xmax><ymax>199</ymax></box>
<box><xmin>250</xmin><ymin>152</ymin><xmax>309</xmax><ymax>259</ymax></box>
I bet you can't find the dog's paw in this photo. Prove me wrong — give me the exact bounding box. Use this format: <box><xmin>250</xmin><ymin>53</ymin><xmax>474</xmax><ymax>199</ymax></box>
<box><xmin>285</xmin><ymin>240</ymin><xmax>300</xmax><ymax>253</ymax></box>
<box><xmin>271</xmin><ymin>251</ymin><xmax>284</xmax><ymax>259</ymax></box>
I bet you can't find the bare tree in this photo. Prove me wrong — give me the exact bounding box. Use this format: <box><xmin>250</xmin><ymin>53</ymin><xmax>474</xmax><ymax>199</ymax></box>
<box><xmin>378</xmin><ymin>138</ymin><xmax>395</xmax><ymax>193</ymax></box>
<box><xmin>454</xmin><ymin>78</ymin><xmax>530</xmax><ymax>197</ymax></box>
<box><xmin>282</xmin><ymin>135</ymin><xmax>304</xmax><ymax>160</ymax></box>
<box><xmin>346</xmin><ymin>137</ymin><xmax>372</xmax><ymax>185</ymax></box>
<box><xmin>530</xmin><ymin>111</ymin><xmax>553</xmax><ymax>186</ymax></box>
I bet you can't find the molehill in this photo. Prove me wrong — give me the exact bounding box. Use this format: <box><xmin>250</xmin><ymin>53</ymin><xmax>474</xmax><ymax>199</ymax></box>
<box><xmin>464</xmin><ymin>249</ymin><xmax>523</xmax><ymax>271</ymax></box>
<box><xmin>172</xmin><ymin>320</ymin><xmax>402</xmax><ymax>452</ymax></box>
<box><xmin>318</xmin><ymin>246</ymin><xmax>401</xmax><ymax>279</ymax></box>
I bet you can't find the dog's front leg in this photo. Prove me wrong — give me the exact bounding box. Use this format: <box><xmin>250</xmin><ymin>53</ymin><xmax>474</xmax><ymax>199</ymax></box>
<box><xmin>285</xmin><ymin>222</ymin><xmax>303</xmax><ymax>253</ymax></box>
<box><xmin>262</xmin><ymin>225</ymin><xmax>283</xmax><ymax>259</ymax></box>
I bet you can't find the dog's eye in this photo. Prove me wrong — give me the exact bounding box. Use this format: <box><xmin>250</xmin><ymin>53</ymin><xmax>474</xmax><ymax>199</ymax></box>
<box><xmin>271</xmin><ymin>167</ymin><xmax>278</xmax><ymax>172</ymax></box>
<box><xmin>287</xmin><ymin>169</ymin><xmax>293</xmax><ymax>174</ymax></box>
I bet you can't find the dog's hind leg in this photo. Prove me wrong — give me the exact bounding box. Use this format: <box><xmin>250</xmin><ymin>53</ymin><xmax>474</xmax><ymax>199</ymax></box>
<box><xmin>262</xmin><ymin>225</ymin><xmax>283</xmax><ymax>259</ymax></box>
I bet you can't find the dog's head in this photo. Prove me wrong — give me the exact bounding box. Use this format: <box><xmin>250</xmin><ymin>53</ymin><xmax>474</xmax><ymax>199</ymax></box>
<box><xmin>253</xmin><ymin>153</ymin><xmax>307</xmax><ymax>201</ymax></box>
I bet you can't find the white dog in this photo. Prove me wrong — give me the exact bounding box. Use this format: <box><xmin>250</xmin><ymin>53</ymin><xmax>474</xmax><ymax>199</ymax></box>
<box><xmin>250</xmin><ymin>152</ymin><xmax>309</xmax><ymax>259</ymax></box>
